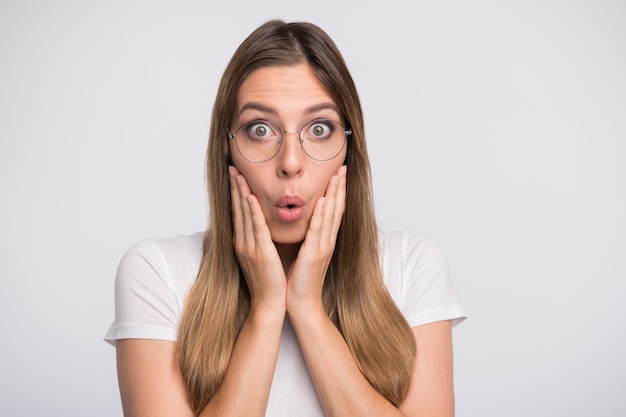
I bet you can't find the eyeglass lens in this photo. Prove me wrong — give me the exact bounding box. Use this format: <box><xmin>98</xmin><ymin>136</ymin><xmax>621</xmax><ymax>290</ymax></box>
<box><xmin>232</xmin><ymin>119</ymin><xmax>348</xmax><ymax>162</ymax></box>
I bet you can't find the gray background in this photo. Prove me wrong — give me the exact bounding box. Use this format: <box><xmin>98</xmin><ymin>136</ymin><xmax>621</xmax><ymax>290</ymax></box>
<box><xmin>1</xmin><ymin>1</ymin><xmax>624</xmax><ymax>416</ymax></box>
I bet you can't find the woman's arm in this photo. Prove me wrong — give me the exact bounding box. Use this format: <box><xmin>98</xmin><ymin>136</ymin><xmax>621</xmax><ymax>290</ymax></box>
<box><xmin>116</xmin><ymin>305</ymin><xmax>285</xmax><ymax>417</ymax></box>
<box><xmin>284</xmin><ymin>165</ymin><xmax>395</xmax><ymax>416</ymax></box>
<box><xmin>400</xmin><ymin>321</ymin><xmax>455</xmax><ymax>417</ymax></box>
<box><xmin>287</xmin><ymin>314</ymin><xmax>455</xmax><ymax>417</ymax></box>
<box><xmin>116</xmin><ymin>168</ymin><xmax>289</xmax><ymax>417</ymax></box>
<box><xmin>288</xmin><ymin>305</ymin><xmax>404</xmax><ymax>417</ymax></box>
<box><xmin>286</xmin><ymin>166</ymin><xmax>456</xmax><ymax>416</ymax></box>
<box><xmin>116</xmin><ymin>339</ymin><xmax>193</xmax><ymax>417</ymax></box>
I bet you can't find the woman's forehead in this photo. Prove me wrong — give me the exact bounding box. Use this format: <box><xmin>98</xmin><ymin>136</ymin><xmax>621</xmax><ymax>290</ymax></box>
<box><xmin>235</xmin><ymin>65</ymin><xmax>339</xmax><ymax>118</ymax></box>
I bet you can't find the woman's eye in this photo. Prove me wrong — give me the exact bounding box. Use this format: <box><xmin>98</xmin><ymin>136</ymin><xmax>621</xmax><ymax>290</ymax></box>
<box><xmin>246</xmin><ymin>122</ymin><xmax>274</xmax><ymax>139</ymax></box>
<box><xmin>307</xmin><ymin>121</ymin><xmax>334</xmax><ymax>138</ymax></box>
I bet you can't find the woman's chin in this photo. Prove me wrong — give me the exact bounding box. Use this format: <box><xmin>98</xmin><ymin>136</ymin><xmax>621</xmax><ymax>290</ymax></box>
<box><xmin>271</xmin><ymin>235</ymin><xmax>305</xmax><ymax>246</ymax></box>
<box><xmin>269</xmin><ymin>227</ymin><xmax>307</xmax><ymax>246</ymax></box>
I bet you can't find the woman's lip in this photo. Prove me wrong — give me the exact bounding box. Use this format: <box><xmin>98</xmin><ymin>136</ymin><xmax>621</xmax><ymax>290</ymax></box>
<box><xmin>275</xmin><ymin>206</ymin><xmax>304</xmax><ymax>222</ymax></box>
<box><xmin>275</xmin><ymin>195</ymin><xmax>305</xmax><ymax>208</ymax></box>
<box><xmin>274</xmin><ymin>195</ymin><xmax>305</xmax><ymax>222</ymax></box>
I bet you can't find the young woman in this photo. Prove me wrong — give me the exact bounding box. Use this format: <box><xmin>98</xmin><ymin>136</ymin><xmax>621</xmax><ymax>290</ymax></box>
<box><xmin>105</xmin><ymin>20</ymin><xmax>466</xmax><ymax>417</ymax></box>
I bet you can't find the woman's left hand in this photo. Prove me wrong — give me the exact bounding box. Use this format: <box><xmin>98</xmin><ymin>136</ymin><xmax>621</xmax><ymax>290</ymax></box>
<box><xmin>286</xmin><ymin>165</ymin><xmax>347</xmax><ymax>314</ymax></box>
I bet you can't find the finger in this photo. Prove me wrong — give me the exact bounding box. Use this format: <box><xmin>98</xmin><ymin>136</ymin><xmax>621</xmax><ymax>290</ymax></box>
<box><xmin>330</xmin><ymin>165</ymin><xmax>347</xmax><ymax>238</ymax></box>
<box><xmin>230</xmin><ymin>166</ymin><xmax>255</xmax><ymax>249</ymax></box>
<box><xmin>236</xmin><ymin>172</ymin><xmax>255</xmax><ymax>247</ymax></box>
<box><xmin>320</xmin><ymin>174</ymin><xmax>339</xmax><ymax>243</ymax></box>
<box><xmin>229</xmin><ymin>166</ymin><xmax>244</xmax><ymax>241</ymax></box>
<box><xmin>307</xmin><ymin>196</ymin><xmax>326</xmax><ymax>244</ymax></box>
<box><xmin>246</xmin><ymin>193</ymin><xmax>273</xmax><ymax>247</ymax></box>
<box><xmin>320</xmin><ymin>165</ymin><xmax>346</xmax><ymax>245</ymax></box>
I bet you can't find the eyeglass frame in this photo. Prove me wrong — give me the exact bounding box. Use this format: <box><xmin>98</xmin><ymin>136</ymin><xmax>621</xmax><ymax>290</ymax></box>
<box><xmin>226</xmin><ymin>119</ymin><xmax>352</xmax><ymax>163</ymax></box>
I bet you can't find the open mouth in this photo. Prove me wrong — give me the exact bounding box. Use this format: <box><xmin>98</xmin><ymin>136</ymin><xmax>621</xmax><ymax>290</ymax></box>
<box><xmin>275</xmin><ymin>195</ymin><xmax>305</xmax><ymax>222</ymax></box>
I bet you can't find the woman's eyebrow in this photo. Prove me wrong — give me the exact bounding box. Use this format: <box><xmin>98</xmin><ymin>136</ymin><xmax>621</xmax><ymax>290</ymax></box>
<box><xmin>304</xmin><ymin>103</ymin><xmax>341</xmax><ymax>116</ymax></box>
<box><xmin>238</xmin><ymin>102</ymin><xmax>277</xmax><ymax>117</ymax></box>
<box><xmin>238</xmin><ymin>102</ymin><xmax>341</xmax><ymax>118</ymax></box>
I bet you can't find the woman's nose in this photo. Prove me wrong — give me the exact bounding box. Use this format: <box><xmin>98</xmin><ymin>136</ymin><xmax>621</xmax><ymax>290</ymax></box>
<box><xmin>276</xmin><ymin>131</ymin><xmax>303</xmax><ymax>177</ymax></box>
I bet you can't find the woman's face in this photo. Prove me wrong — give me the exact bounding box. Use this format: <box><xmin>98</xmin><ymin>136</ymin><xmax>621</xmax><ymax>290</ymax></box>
<box><xmin>229</xmin><ymin>64</ymin><xmax>348</xmax><ymax>244</ymax></box>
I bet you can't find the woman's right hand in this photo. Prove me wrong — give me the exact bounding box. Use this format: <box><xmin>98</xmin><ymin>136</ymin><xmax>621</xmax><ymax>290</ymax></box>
<box><xmin>229</xmin><ymin>166</ymin><xmax>287</xmax><ymax>312</ymax></box>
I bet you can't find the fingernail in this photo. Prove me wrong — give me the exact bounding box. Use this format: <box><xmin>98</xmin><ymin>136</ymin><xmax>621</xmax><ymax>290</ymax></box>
<box><xmin>228</xmin><ymin>166</ymin><xmax>235</xmax><ymax>176</ymax></box>
<box><xmin>340</xmin><ymin>165</ymin><xmax>347</xmax><ymax>176</ymax></box>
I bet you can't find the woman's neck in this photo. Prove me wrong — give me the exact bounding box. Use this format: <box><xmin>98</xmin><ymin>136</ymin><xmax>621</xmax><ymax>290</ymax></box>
<box><xmin>274</xmin><ymin>242</ymin><xmax>301</xmax><ymax>273</ymax></box>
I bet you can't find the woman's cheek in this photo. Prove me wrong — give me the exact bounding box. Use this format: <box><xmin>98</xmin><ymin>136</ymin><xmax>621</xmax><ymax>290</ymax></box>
<box><xmin>248</xmin><ymin>181</ymin><xmax>272</xmax><ymax>217</ymax></box>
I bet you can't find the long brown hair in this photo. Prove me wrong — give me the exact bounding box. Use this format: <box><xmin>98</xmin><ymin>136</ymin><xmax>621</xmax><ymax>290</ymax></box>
<box><xmin>177</xmin><ymin>20</ymin><xmax>416</xmax><ymax>415</ymax></box>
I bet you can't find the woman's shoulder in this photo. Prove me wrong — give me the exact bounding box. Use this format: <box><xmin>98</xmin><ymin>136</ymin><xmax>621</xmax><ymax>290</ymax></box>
<box><xmin>379</xmin><ymin>229</ymin><xmax>446</xmax><ymax>262</ymax></box>
<box><xmin>105</xmin><ymin>231</ymin><xmax>205</xmax><ymax>345</ymax></box>
<box><xmin>379</xmin><ymin>229</ymin><xmax>466</xmax><ymax>327</ymax></box>
<box><xmin>378</xmin><ymin>229</ymin><xmax>450</xmax><ymax>291</ymax></box>
<box><xmin>121</xmin><ymin>231</ymin><xmax>204</xmax><ymax>264</ymax></box>
<box><xmin>129</xmin><ymin>230</ymin><xmax>204</xmax><ymax>252</ymax></box>
<box><xmin>116</xmin><ymin>231</ymin><xmax>205</xmax><ymax>291</ymax></box>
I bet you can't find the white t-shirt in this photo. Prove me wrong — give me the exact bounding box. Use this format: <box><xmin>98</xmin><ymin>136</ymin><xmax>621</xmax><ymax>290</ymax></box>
<box><xmin>105</xmin><ymin>230</ymin><xmax>466</xmax><ymax>416</ymax></box>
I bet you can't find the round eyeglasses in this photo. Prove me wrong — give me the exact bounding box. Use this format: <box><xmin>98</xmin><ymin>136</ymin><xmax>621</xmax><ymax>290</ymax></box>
<box><xmin>227</xmin><ymin>119</ymin><xmax>351</xmax><ymax>163</ymax></box>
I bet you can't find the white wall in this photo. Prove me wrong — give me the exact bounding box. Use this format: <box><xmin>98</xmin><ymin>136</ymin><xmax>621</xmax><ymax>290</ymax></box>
<box><xmin>1</xmin><ymin>1</ymin><xmax>624</xmax><ymax>416</ymax></box>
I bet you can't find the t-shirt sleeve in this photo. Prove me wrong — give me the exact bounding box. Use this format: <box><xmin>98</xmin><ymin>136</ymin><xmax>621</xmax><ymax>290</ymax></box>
<box><xmin>397</xmin><ymin>232</ymin><xmax>467</xmax><ymax>328</ymax></box>
<box><xmin>103</xmin><ymin>239</ymin><xmax>181</xmax><ymax>345</ymax></box>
